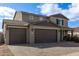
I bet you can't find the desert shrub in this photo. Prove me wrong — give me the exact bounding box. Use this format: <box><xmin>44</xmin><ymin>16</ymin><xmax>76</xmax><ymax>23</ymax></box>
<box><xmin>0</xmin><ymin>33</ymin><xmax>4</xmax><ymax>43</ymax></box>
<box><xmin>72</xmin><ymin>36</ymin><xmax>79</xmax><ymax>43</ymax></box>
<box><xmin>63</xmin><ymin>35</ymin><xmax>79</xmax><ymax>43</ymax></box>
<box><xmin>63</xmin><ymin>34</ymin><xmax>71</xmax><ymax>41</ymax></box>
<box><xmin>1</xmin><ymin>34</ymin><xmax>4</xmax><ymax>43</ymax></box>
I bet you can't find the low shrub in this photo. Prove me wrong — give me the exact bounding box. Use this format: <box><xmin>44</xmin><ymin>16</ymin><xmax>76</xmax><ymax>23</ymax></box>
<box><xmin>63</xmin><ymin>34</ymin><xmax>71</xmax><ymax>41</ymax></box>
<box><xmin>63</xmin><ymin>35</ymin><xmax>79</xmax><ymax>43</ymax></box>
<box><xmin>0</xmin><ymin>33</ymin><xmax>4</xmax><ymax>43</ymax></box>
<box><xmin>72</xmin><ymin>36</ymin><xmax>79</xmax><ymax>43</ymax></box>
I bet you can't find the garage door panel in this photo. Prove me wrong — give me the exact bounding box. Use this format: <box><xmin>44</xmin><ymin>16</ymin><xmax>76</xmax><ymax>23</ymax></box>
<box><xmin>9</xmin><ymin>28</ymin><xmax>26</xmax><ymax>44</ymax></box>
<box><xmin>35</xmin><ymin>29</ymin><xmax>57</xmax><ymax>43</ymax></box>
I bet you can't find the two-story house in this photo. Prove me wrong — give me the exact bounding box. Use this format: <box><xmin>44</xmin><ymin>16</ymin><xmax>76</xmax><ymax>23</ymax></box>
<box><xmin>2</xmin><ymin>11</ymin><xmax>73</xmax><ymax>45</ymax></box>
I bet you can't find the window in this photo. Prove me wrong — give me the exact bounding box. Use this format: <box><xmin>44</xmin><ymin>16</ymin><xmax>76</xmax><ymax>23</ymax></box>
<box><xmin>56</xmin><ymin>18</ymin><xmax>64</xmax><ymax>26</ymax></box>
<box><xmin>56</xmin><ymin>19</ymin><xmax>59</xmax><ymax>24</ymax></box>
<box><xmin>59</xmin><ymin>20</ymin><xmax>63</xmax><ymax>26</ymax></box>
<box><xmin>62</xmin><ymin>20</ymin><xmax>64</xmax><ymax>25</ymax></box>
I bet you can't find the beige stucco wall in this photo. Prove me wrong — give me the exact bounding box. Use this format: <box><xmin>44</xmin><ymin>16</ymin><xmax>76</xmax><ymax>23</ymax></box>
<box><xmin>3</xmin><ymin>24</ymin><xmax>9</xmax><ymax>44</ymax></box>
<box><xmin>29</xmin><ymin>25</ymin><xmax>35</xmax><ymax>44</ymax></box>
<box><xmin>3</xmin><ymin>24</ymin><xmax>12</xmax><ymax>44</ymax></box>
<box><xmin>13</xmin><ymin>12</ymin><xmax>22</xmax><ymax>21</ymax></box>
<box><xmin>49</xmin><ymin>17</ymin><xmax>57</xmax><ymax>24</ymax></box>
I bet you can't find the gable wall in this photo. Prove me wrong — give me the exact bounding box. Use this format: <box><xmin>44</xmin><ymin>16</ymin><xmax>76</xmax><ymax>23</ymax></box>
<box><xmin>13</xmin><ymin>12</ymin><xmax>22</xmax><ymax>21</ymax></box>
<box><xmin>49</xmin><ymin>17</ymin><xmax>68</xmax><ymax>27</ymax></box>
<box><xmin>22</xmin><ymin>13</ymin><xmax>47</xmax><ymax>22</ymax></box>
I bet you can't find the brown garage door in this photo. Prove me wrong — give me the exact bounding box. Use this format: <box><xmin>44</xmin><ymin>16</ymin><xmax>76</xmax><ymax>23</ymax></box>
<box><xmin>9</xmin><ymin>28</ymin><xmax>26</xmax><ymax>44</ymax></box>
<box><xmin>35</xmin><ymin>29</ymin><xmax>57</xmax><ymax>43</ymax></box>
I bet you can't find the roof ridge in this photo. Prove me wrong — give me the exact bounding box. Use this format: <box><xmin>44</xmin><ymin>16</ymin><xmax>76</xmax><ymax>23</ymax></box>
<box><xmin>16</xmin><ymin>11</ymin><xmax>69</xmax><ymax>20</ymax></box>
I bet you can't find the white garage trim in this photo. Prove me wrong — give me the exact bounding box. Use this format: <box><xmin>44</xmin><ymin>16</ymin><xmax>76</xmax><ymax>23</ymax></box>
<box><xmin>32</xmin><ymin>25</ymin><xmax>60</xmax><ymax>30</ymax></box>
<box><xmin>7</xmin><ymin>26</ymin><xmax>28</xmax><ymax>29</ymax></box>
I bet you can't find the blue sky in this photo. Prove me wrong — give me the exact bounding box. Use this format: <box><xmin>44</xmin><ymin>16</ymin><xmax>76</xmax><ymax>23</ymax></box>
<box><xmin>0</xmin><ymin>3</ymin><xmax>79</xmax><ymax>31</ymax></box>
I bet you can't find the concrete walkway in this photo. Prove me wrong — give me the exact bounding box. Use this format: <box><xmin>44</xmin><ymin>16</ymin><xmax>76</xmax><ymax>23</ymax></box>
<box><xmin>8</xmin><ymin>42</ymin><xmax>79</xmax><ymax>56</ymax></box>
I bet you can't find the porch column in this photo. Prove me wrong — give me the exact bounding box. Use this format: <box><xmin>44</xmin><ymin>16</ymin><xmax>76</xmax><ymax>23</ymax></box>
<box><xmin>29</xmin><ymin>25</ymin><xmax>35</xmax><ymax>44</ymax></box>
<box><xmin>61</xmin><ymin>30</ymin><xmax>64</xmax><ymax>41</ymax></box>
<box><xmin>71</xmin><ymin>30</ymin><xmax>73</xmax><ymax>37</ymax></box>
<box><xmin>57</xmin><ymin>30</ymin><xmax>60</xmax><ymax>42</ymax></box>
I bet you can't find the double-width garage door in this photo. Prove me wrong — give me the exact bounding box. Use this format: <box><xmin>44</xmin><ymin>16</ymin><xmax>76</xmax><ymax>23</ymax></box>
<box><xmin>9</xmin><ymin>28</ymin><xmax>26</xmax><ymax>44</ymax></box>
<box><xmin>35</xmin><ymin>29</ymin><xmax>57</xmax><ymax>43</ymax></box>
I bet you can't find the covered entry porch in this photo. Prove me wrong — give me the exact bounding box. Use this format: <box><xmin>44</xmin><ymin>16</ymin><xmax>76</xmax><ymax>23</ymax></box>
<box><xmin>60</xmin><ymin>27</ymin><xmax>73</xmax><ymax>41</ymax></box>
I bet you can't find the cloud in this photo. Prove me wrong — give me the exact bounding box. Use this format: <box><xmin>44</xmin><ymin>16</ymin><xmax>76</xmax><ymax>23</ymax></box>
<box><xmin>0</xmin><ymin>6</ymin><xmax>16</xmax><ymax>19</ymax></box>
<box><xmin>0</xmin><ymin>6</ymin><xmax>16</xmax><ymax>32</ymax></box>
<box><xmin>37</xmin><ymin>3</ymin><xmax>62</xmax><ymax>16</ymax></box>
<box><xmin>37</xmin><ymin>3</ymin><xmax>79</xmax><ymax>22</ymax></box>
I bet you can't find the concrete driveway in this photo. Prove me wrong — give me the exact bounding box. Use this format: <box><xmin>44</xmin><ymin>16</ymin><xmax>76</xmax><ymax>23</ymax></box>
<box><xmin>8</xmin><ymin>42</ymin><xmax>79</xmax><ymax>56</ymax></box>
<box><xmin>0</xmin><ymin>44</ymin><xmax>13</xmax><ymax>56</ymax></box>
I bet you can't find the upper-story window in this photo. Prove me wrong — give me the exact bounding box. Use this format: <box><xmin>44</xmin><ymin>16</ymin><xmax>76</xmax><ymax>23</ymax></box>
<box><xmin>29</xmin><ymin>15</ymin><xmax>34</xmax><ymax>20</ymax></box>
<box><xmin>56</xmin><ymin>18</ymin><xmax>64</xmax><ymax>26</ymax></box>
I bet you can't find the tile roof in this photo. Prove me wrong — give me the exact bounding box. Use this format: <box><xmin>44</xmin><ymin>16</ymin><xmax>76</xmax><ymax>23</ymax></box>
<box><xmin>2</xmin><ymin>20</ymin><xmax>29</xmax><ymax>28</ymax></box>
<box><xmin>73</xmin><ymin>27</ymin><xmax>79</xmax><ymax>32</ymax></box>
<box><xmin>30</xmin><ymin>20</ymin><xmax>60</xmax><ymax>28</ymax></box>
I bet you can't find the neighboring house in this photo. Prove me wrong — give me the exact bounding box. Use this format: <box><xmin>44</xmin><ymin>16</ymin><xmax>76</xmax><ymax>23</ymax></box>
<box><xmin>2</xmin><ymin>11</ymin><xmax>73</xmax><ymax>45</ymax></box>
<box><xmin>69</xmin><ymin>27</ymin><xmax>79</xmax><ymax>37</ymax></box>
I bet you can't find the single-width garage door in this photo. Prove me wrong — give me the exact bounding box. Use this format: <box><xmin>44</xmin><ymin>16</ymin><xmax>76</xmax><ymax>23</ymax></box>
<box><xmin>35</xmin><ymin>29</ymin><xmax>57</xmax><ymax>43</ymax></box>
<box><xmin>9</xmin><ymin>28</ymin><xmax>26</xmax><ymax>44</ymax></box>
